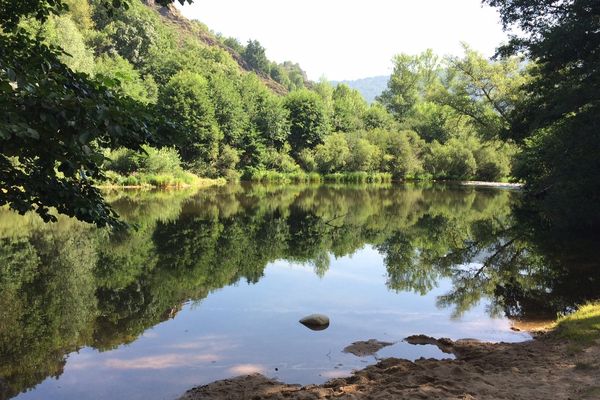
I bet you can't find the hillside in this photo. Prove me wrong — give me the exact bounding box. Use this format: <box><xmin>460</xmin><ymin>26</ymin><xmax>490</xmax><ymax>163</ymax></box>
<box><xmin>2</xmin><ymin>0</ymin><xmax>529</xmax><ymax>227</ymax></box>
<box><xmin>144</xmin><ymin>0</ymin><xmax>300</xmax><ymax>94</ymax></box>
<box><xmin>332</xmin><ymin>75</ymin><xmax>389</xmax><ymax>103</ymax></box>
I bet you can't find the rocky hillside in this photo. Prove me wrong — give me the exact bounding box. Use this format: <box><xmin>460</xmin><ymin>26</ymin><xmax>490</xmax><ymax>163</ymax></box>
<box><xmin>144</xmin><ymin>0</ymin><xmax>293</xmax><ymax>94</ymax></box>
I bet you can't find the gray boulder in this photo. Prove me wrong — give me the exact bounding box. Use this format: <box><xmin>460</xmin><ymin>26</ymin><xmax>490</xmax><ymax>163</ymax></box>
<box><xmin>299</xmin><ymin>314</ymin><xmax>330</xmax><ymax>331</ymax></box>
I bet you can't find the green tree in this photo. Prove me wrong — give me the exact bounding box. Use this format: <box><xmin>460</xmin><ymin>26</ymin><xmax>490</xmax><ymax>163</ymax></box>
<box><xmin>216</xmin><ymin>145</ymin><xmax>240</xmax><ymax>178</ymax></box>
<box><xmin>222</xmin><ymin>36</ymin><xmax>245</xmax><ymax>54</ymax></box>
<box><xmin>313</xmin><ymin>133</ymin><xmax>350</xmax><ymax>173</ymax></box>
<box><xmin>38</xmin><ymin>14</ymin><xmax>95</xmax><ymax>74</ymax></box>
<box><xmin>483</xmin><ymin>0</ymin><xmax>600</xmax><ymax>227</ymax></box>
<box><xmin>64</xmin><ymin>0</ymin><xmax>94</xmax><ymax>31</ymax></box>
<box><xmin>0</xmin><ymin>0</ymin><xmax>192</xmax><ymax>226</ymax></box>
<box><xmin>332</xmin><ymin>84</ymin><xmax>368</xmax><ymax>132</ymax></box>
<box><xmin>269</xmin><ymin>63</ymin><xmax>292</xmax><ymax>89</ymax></box>
<box><xmin>363</xmin><ymin>102</ymin><xmax>396</xmax><ymax>130</ymax></box>
<box><xmin>434</xmin><ymin>45</ymin><xmax>525</xmax><ymax>140</ymax></box>
<box><xmin>426</xmin><ymin>138</ymin><xmax>477</xmax><ymax>180</ymax></box>
<box><xmin>94</xmin><ymin>54</ymin><xmax>158</xmax><ymax>104</ymax></box>
<box><xmin>243</xmin><ymin>39</ymin><xmax>270</xmax><ymax>75</ymax></box>
<box><xmin>92</xmin><ymin>0</ymin><xmax>166</xmax><ymax>68</ymax></box>
<box><xmin>158</xmin><ymin>71</ymin><xmax>222</xmax><ymax>172</ymax></box>
<box><xmin>378</xmin><ymin>50</ymin><xmax>440</xmax><ymax>121</ymax></box>
<box><xmin>283</xmin><ymin>89</ymin><xmax>329</xmax><ymax>155</ymax></box>
<box><xmin>347</xmin><ymin>138</ymin><xmax>381</xmax><ymax>172</ymax></box>
<box><xmin>281</xmin><ymin>61</ymin><xmax>307</xmax><ymax>89</ymax></box>
<box><xmin>207</xmin><ymin>72</ymin><xmax>248</xmax><ymax>147</ymax></box>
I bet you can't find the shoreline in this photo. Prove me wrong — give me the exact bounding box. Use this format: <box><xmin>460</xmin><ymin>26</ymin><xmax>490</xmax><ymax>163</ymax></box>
<box><xmin>96</xmin><ymin>179</ymin><xmax>522</xmax><ymax>190</ymax></box>
<box><xmin>179</xmin><ymin>308</ymin><xmax>600</xmax><ymax>400</ymax></box>
<box><xmin>96</xmin><ymin>177</ymin><xmax>226</xmax><ymax>190</ymax></box>
<box><xmin>179</xmin><ymin>333</ymin><xmax>599</xmax><ymax>400</ymax></box>
<box><xmin>458</xmin><ymin>180</ymin><xmax>523</xmax><ymax>189</ymax></box>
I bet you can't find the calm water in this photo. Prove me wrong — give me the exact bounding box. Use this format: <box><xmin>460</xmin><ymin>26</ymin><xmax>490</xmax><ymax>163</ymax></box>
<box><xmin>0</xmin><ymin>183</ymin><xmax>598</xmax><ymax>400</ymax></box>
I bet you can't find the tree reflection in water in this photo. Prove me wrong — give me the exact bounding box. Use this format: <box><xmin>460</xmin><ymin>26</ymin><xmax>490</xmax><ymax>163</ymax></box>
<box><xmin>0</xmin><ymin>183</ymin><xmax>597</xmax><ymax>398</ymax></box>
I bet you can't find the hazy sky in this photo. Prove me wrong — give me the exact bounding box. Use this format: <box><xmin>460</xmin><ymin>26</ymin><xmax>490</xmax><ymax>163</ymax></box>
<box><xmin>177</xmin><ymin>0</ymin><xmax>508</xmax><ymax>81</ymax></box>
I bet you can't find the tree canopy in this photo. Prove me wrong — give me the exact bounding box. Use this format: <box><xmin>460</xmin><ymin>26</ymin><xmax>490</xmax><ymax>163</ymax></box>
<box><xmin>483</xmin><ymin>0</ymin><xmax>600</xmax><ymax>227</ymax></box>
<box><xmin>0</xmin><ymin>0</ymin><xmax>192</xmax><ymax>226</ymax></box>
<box><xmin>2</xmin><ymin>0</ymin><xmax>596</xmax><ymax>229</ymax></box>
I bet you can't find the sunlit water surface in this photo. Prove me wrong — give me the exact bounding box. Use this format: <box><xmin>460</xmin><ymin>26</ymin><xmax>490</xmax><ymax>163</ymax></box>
<box><xmin>2</xmin><ymin>183</ymin><xmax>597</xmax><ymax>400</ymax></box>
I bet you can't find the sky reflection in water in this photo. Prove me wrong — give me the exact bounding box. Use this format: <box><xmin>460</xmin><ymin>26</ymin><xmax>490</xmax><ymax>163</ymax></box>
<box><xmin>16</xmin><ymin>247</ymin><xmax>527</xmax><ymax>400</ymax></box>
<box><xmin>4</xmin><ymin>183</ymin><xmax>595</xmax><ymax>400</ymax></box>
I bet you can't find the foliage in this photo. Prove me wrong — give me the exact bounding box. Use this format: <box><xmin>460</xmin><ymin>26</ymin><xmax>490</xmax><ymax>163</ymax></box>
<box><xmin>555</xmin><ymin>303</ymin><xmax>600</xmax><ymax>344</ymax></box>
<box><xmin>40</xmin><ymin>15</ymin><xmax>95</xmax><ymax>74</ymax></box>
<box><xmin>435</xmin><ymin>44</ymin><xmax>526</xmax><ymax>140</ymax></box>
<box><xmin>331</xmin><ymin>84</ymin><xmax>368</xmax><ymax>132</ymax></box>
<box><xmin>0</xmin><ymin>0</ymin><xmax>196</xmax><ymax>227</ymax></box>
<box><xmin>483</xmin><ymin>0</ymin><xmax>600</xmax><ymax>227</ymax></box>
<box><xmin>94</xmin><ymin>54</ymin><xmax>157</xmax><ymax>104</ymax></box>
<box><xmin>0</xmin><ymin>29</ymin><xmax>158</xmax><ymax>226</ymax></box>
<box><xmin>243</xmin><ymin>39</ymin><xmax>270</xmax><ymax>75</ymax></box>
<box><xmin>378</xmin><ymin>50</ymin><xmax>440</xmax><ymax>120</ymax></box>
<box><xmin>158</xmin><ymin>71</ymin><xmax>221</xmax><ymax>172</ymax></box>
<box><xmin>0</xmin><ymin>0</ymin><xmax>532</xmax><ymax>229</ymax></box>
<box><xmin>313</xmin><ymin>133</ymin><xmax>351</xmax><ymax>173</ymax></box>
<box><xmin>426</xmin><ymin>139</ymin><xmax>477</xmax><ymax>180</ymax></box>
<box><xmin>283</xmin><ymin>89</ymin><xmax>330</xmax><ymax>155</ymax></box>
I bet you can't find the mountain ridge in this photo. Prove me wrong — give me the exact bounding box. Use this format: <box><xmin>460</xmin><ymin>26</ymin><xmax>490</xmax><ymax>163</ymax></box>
<box><xmin>331</xmin><ymin>75</ymin><xmax>389</xmax><ymax>103</ymax></box>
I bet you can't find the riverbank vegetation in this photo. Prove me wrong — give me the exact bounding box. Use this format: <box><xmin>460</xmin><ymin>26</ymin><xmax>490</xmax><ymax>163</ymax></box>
<box><xmin>1</xmin><ymin>0</ymin><xmax>597</xmax><ymax>228</ymax></box>
<box><xmin>555</xmin><ymin>303</ymin><xmax>600</xmax><ymax>344</ymax></box>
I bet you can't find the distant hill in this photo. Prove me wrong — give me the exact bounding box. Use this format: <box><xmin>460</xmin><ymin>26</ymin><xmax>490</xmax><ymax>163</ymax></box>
<box><xmin>331</xmin><ymin>76</ymin><xmax>389</xmax><ymax>103</ymax></box>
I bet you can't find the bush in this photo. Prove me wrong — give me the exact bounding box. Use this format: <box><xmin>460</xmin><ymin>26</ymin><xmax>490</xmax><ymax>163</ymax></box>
<box><xmin>426</xmin><ymin>139</ymin><xmax>477</xmax><ymax>180</ymax></box>
<box><xmin>297</xmin><ymin>148</ymin><xmax>317</xmax><ymax>172</ymax></box>
<box><xmin>262</xmin><ymin>148</ymin><xmax>302</xmax><ymax>173</ymax></box>
<box><xmin>105</xmin><ymin>148</ymin><xmax>142</xmax><ymax>174</ymax></box>
<box><xmin>314</xmin><ymin>133</ymin><xmax>350</xmax><ymax>173</ymax></box>
<box><xmin>348</xmin><ymin>138</ymin><xmax>381</xmax><ymax>172</ymax></box>
<box><xmin>123</xmin><ymin>175</ymin><xmax>140</xmax><ymax>186</ymax></box>
<box><xmin>474</xmin><ymin>145</ymin><xmax>512</xmax><ymax>182</ymax></box>
<box><xmin>216</xmin><ymin>145</ymin><xmax>240</xmax><ymax>178</ymax></box>
<box><xmin>141</xmin><ymin>146</ymin><xmax>183</xmax><ymax>174</ymax></box>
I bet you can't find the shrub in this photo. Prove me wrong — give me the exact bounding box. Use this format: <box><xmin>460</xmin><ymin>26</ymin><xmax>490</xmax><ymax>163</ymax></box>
<box><xmin>474</xmin><ymin>145</ymin><xmax>512</xmax><ymax>182</ymax></box>
<box><xmin>123</xmin><ymin>175</ymin><xmax>140</xmax><ymax>186</ymax></box>
<box><xmin>141</xmin><ymin>146</ymin><xmax>183</xmax><ymax>175</ymax></box>
<box><xmin>426</xmin><ymin>139</ymin><xmax>477</xmax><ymax>180</ymax></box>
<box><xmin>105</xmin><ymin>148</ymin><xmax>142</xmax><ymax>174</ymax></box>
<box><xmin>314</xmin><ymin>133</ymin><xmax>350</xmax><ymax>173</ymax></box>
<box><xmin>297</xmin><ymin>148</ymin><xmax>317</xmax><ymax>172</ymax></box>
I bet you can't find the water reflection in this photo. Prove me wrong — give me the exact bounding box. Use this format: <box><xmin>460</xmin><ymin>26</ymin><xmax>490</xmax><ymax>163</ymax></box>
<box><xmin>0</xmin><ymin>183</ymin><xmax>598</xmax><ymax>399</ymax></box>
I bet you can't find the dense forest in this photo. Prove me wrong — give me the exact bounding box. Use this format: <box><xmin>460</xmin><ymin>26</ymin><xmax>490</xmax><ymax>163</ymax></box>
<box><xmin>1</xmin><ymin>0</ymin><xmax>598</xmax><ymax>228</ymax></box>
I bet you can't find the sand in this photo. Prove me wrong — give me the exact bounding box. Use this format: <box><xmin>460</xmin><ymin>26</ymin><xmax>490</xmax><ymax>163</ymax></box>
<box><xmin>179</xmin><ymin>333</ymin><xmax>600</xmax><ymax>400</ymax></box>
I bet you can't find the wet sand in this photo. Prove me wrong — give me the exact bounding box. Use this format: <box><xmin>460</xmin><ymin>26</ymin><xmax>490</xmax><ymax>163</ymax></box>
<box><xmin>179</xmin><ymin>334</ymin><xmax>600</xmax><ymax>400</ymax></box>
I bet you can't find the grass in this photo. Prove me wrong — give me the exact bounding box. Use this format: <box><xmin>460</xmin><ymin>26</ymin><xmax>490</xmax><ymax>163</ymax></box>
<box><xmin>554</xmin><ymin>302</ymin><xmax>600</xmax><ymax>344</ymax></box>
<box><xmin>100</xmin><ymin>171</ymin><xmax>225</xmax><ymax>188</ymax></box>
<box><xmin>247</xmin><ymin>170</ymin><xmax>393</xmax><ymax>184</ymax></box>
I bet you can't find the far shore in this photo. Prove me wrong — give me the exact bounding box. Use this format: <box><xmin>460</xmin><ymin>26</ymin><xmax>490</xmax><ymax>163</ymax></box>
<box><xmin>459</xmin><ymin>180</ymin><xmax>523</xmax><ymax>189</ymax></box>
<box><xmin>96</xmin><ymin>177</ymin><xmax>225</xmax><ymax>190</ymax></box>
<box><xmin>96</xmin><ymin>178</ymin><xmax>523</xmax><ymax>190</ymax></box>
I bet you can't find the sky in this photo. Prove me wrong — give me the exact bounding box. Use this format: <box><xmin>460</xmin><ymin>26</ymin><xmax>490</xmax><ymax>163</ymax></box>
<box><xmin>177</xmin><ymin>0</ymin><xmax>508</xmax><ymax>81</ymax></box>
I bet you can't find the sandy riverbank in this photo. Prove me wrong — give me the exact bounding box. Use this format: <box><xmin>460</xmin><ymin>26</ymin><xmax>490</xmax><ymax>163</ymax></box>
<box><xmin>179</xmin><ymin>333</ymin><xmax>599</xmax><ymax>400</ymax></box>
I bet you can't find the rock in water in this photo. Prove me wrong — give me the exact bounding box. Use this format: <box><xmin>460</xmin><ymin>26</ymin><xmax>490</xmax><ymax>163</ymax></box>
<box><xmin>343</xmin><ymin>339</ymin><xmax>394</xmax><ymax>357</ymax></box>
<box><xmin>299</xmin><ymin>314</ymin><xmax>330</xmax><ymax>331</ymax></box>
